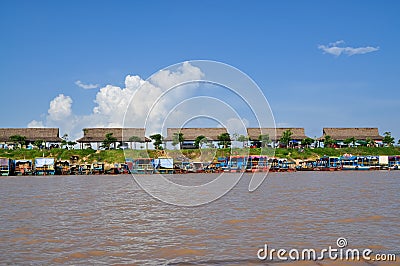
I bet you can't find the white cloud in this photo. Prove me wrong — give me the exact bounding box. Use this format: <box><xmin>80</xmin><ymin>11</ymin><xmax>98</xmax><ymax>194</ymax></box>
<box><xmin>28</xmin><ymin>63</ymin><xmax>206</xmax><ymax>140</ymax></box>
<box><xmin>318</xmin><ymin>40</ymin><xmax>379</xmax><ymax>56</ymax></box>
<box><xmin>75</xmin><ymin>80</ymin><xmax>99</xmax><ymax>89</ymax></box>
<box><xmin>48</xmin><ymin>94</ymin><xmax>73</xmax><ymax>121</ymax></box>
<box><xmin>27</xmin><ymin>120</ymin><xmax>44</xmax><ymax>128</ymax></box>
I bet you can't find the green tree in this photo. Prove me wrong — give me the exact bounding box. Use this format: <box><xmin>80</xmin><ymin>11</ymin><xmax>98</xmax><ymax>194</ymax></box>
<box><xmin>258</xmin><ymin>134</ymin><xmax>270</xmax><ymax>148</ymax></box>
<box><xmin>397</xmin><ymin>139</ymin><xmax>400</xmax><ymax>146</ymax></box>
<box><xmin>61</xmin><ymin>133</ymin><xmax>68</xmax><ymax>148</ymax></box>
<box><xmin>102</xmin><ymin>133</ymin><xmax>117</xmax><ymax>150</ymax></box>
<box><xmin>194</xmin><ymin>135</ymin><xmax>207</xmax><ymax>149</ymax></box>
<box><xmin>344</xmin><ymin>137</ymin><xmax>356</xmax><ymax>147</ymax></box>
<box><xmin>61</xmin><ymin>133</ymin><xmax>75</xmax><ymax>149</ymax></box>
<box><xmin>34</xmin><ymin>139</ymin><xmax>45</xmax><ymax>149</ymax></box>
<box><xmin>172</xmin><ymin>132</ymin><xmax>184</xmax><ymax>149</ymax></box>
<box><xmin>129</xmin><ymin>135</ymin><xmax>142</xmax><ymax>149</ymax></box>
<box><xmin>302</xmin><ymin>137</ymin><xmax>314</xmax><ymax>148</ymax></box>
<box><xmin>323</xmin><ymin>135</ymin><xmax>335</xmax><ymax>148</ymax></box>
<box><xmin>9</xmin><ymin>135</ymin><xmax>26</xmax><ymax>148</ymax></box>
<box><xmin>383</xmin><ymin>131</ymin><xmax>395</xmax><ymax>146</ymax></box>
<box><xmin>67</xmin><ymin>141</ymin><xmax>76</xmax><ymax>149</ymax></box>
<box><xmin>217</xmin><ymin>133</ymin><xmax>231</xmax><ymax>148</ymax></box>
<box><xmin>150</xmin><ymin>134</ymin><xmax>163</xmax><ymax>150</ymax></box>
<box><xmin>237</xmin><ymin>135</ymin><xmax>249</xmax><ymax>147</ymax></box>
<box><xmin>279</xmin><ymin>129</ymin><xmax>292</xmax><ymax>148</ymax></box>
<box><xmin>366</xmin><ymin>137</ymin><xmax>374</xmax><ymax>147</ymax></box>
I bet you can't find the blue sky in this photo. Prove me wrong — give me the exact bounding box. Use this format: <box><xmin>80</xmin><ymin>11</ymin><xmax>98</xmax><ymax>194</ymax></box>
<box><xmin>1</xmin><ymin>0</ymin><xmax>399</xmax><ymax>141</ymax></box>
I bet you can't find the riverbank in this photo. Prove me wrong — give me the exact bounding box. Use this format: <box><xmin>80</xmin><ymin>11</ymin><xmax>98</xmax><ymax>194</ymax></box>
<box><xmin>0</xmin><ymin>147</ymin><xmax>399</xmax><ymax>164</ymax></box>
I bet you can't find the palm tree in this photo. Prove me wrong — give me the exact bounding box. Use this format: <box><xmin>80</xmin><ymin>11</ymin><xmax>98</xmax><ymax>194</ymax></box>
<box><xmin>280</xmin><ymin>130</ymin><xmax>292</xmax><ymax>148</ymax></box>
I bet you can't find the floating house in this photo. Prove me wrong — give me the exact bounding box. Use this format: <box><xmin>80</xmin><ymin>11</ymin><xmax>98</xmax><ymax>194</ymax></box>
<box><xmin>165</xmin><ymin>128</ymin><xmax>228</xmax><ymax>149</ymax></box>
<box><xmin>318</xmin><ymin>128</ymin><xmax>384</xmax><ymax>147</ymax></box>
<box><xmin>247</xmin><ymin>128</ymin><xmax>308</xmax><ymax>147</ymax></box>
<box><xmin>0</xmin><ymin>128</ymin><xmax>63</xmax><ymax>148</ymax></box>
<box><xmin>76</xmin><ymin>128</ymin><xmax>151</xmax><ymax>149</ymax></box>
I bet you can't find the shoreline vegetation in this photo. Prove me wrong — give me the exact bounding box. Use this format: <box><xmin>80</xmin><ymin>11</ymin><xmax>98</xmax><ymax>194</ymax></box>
<box><xmin>1</xmin><ymin>147</ymin><xmax>399</xmax><ymax>164</ymax></box>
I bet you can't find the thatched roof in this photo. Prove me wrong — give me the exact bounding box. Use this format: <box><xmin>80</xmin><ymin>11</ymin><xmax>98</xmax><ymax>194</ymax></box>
<box><xmin>76</xmin><ymin>128</ymin><xmax>150</xmax><ymax>143</ymax></box>
<box><xmin>165</xmin><ymin>128</ymin><xmax>228</xmax><ymax>141</ymax></box>
<box><xmin>319</xmin><ymin>128</ymin><xmax>383</xmax><ymax>141</ymax></box>
<box><xmin>0</xmin><ymin>128</ymin><xmax>62</xmax><ymax>142</ymax></box>
<box><xmin>247</xmin><ymin>128</ymin><xmax>308</xmax><ymax>141</ymax></box>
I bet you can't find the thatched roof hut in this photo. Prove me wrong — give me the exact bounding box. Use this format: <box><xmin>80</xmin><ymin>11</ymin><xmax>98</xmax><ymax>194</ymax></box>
<box><xmin>165</xmin><ymin>128</ymin><xmax>228</xmax><ymax>141</ymax></box>
<box><xmin>0</xmin><ymin>128</ymin><xmax>62</xmax><ymax>142</ymax></box>
<box><xmin>318</xmin><ymin>128</ymin><xmax>383</xmax><ymax>141</ymax></box>
<box><xmin>247</xmin><ymin>128</ymin><xmax>308</xmax><ymax>141</ymax></box>
<box><xmin>76</xmin><ymin>128</ymin><xmax>150</xmax><ymax>143</ymax></box>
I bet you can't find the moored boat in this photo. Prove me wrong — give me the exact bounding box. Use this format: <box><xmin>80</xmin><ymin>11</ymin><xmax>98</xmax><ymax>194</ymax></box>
<box><xmin>0</xmin><ymin>158</ymin><xmax>14</xmax><ymax>176</ymax></box>
<box><xmin>34</xmin><ymin>157</ymin><xmax>55</xmax><ymax>175</ymax></box>
<box><xmin>14</xmin><ymin>159</ymin><xmax>33</xmax><ymax>175</ymax></box>
<box><xmin>55</xmin><ymin>160</ymin><xmax>71</xmax><ymax>175</ymax></box>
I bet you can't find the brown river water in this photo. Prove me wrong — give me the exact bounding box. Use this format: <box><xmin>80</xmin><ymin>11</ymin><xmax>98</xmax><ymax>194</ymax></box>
<box><xmin>0</xmin><ymin>171</ymin><xmax>399</xmax><ymax>265</ymax></box>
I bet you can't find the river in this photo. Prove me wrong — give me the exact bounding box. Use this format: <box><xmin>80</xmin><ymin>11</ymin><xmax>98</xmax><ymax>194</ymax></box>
<box><xmin>0</xmin><ymin>171</ymin><xmax>398</xmax><ymax>265</ymax></box>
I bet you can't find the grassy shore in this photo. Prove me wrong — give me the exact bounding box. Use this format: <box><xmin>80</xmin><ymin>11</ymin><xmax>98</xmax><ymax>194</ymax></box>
<box><xmin>0</xmin><ymin>147</ymin><xmax>399</xmax><ymax>164</ymax></box>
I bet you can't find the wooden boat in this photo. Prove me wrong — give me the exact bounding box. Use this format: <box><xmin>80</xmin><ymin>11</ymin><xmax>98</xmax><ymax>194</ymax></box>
<box><xmin>246</xmin><ymin>155</ymin><xmax>269</xmax><ymax>172</ymax></box>
<box><xmin>186</xmin><ymin>162</ymin><xmax>205</xmax><ymax>173</ymax></box>
<box><xmin>269</xmin><ymin>158</ymin><xmax>296</xmax><ymax>172</ymax></box>
<box><xmin>104</xmin><ymin>163</ymin><xmax>121</xmax><ymax>174</ymax></box>
<box><xmin>0</xmin><ymin>158</ymin><xmax>14</xmax><ymax>176</ymax></box>
<box><xmin>91</xmin><ymin>162</ymin><xmax>104</xmax><ymax>174</ymax></box>
<box><xmin>34</xmin><ymin>157</ymin><xmax>55</xmax><ymax>175</ymax></box>
<box><xmin>296</xmin><ymin>160</ymin><xmax>317</xmax><ymax>171</ymax></box>
<box><xmin>14</xmin><ymin>159</ymin><xmax>33</xmax><ymax>175</ymax></box>
<box><xmin>340</xmin><ymin>156</ymin><xmax>370</xmax><ymax>170</ymax></box>
<box><xmin>316</xmin><ymin>156</ymin><xmax>342</xmax><ymax>171</ymax></box>
<box><xmin>55</xmin><ymin>160</ymin><xmax>71</xmax><ymax>175</ymax></box>
<box><xmin>153</xmin><ymin>157</ymin><xmax>174</xmax><ymax>174</ymax></box>
<box><xmin>388</xmin><ymin>156</ymin><xmax>400</xmax><ymax>170</ymax></box>
<box><xmin>129</xmin><ymin>158</ymin><xmax>154</xmax><ymax>174</ymax></box>
<box><xmin>223</xmin><ymin>156</ymin><xmax>247</xmax><ymax>172</ymax></box>
<box><xmin>79</xmin><ymin>163</ymin><xmax>92</xmax><ymax>175</ymax></box>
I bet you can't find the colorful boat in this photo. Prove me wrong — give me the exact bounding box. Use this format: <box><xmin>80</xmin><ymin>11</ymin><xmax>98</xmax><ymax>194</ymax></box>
<box><xmin>91</xmin><ymin>162</ymin><xmax>104</xmax><ymax>174</ymax></box>
<box><xmin>0</xmin><ymin>158</ymin><xmax>14</xmax><ymax>176</ymax></box>
<box><xmin>55</xmin><ymin>160</ymin><xmax>71</xmax><ymax>175</ymax></box>
<box><xmin>128</xmin><ymin>158</ymin><xmax>154</xmax><ymax>174</ymax></box>
<box><xmin>79</xmin><ymin>163</ymin><xmax>92</xmax><ymax>175</ymax></box>
<box><xmin>14</xmin><ymin>159</ymin><xmax>33</xmax><ymax>175</ymax></box>
<box><xmin>246</xmin><ymin>155</ymin><xmax>269</xmax><ymax>172</ymax></box>
<box><xmin>296</xmin><ymin>160</ymin><xmax>317</xmax><ymax>171</ymax></box>
<box><xmin>153</xmin><ymin>157</ymin><xmax>174</xmax><ymax>174</ymax></box>
<box><xmin>317</xmin><ymin>156</ymin><xmax>342</xmax><ymax>171</ymax></box>
<box><xmin>186</xmin><ymin>162</ymin><xmax>205</xmax><ymax>173</ymax></box>
<box><xmin>388</xmin><ymin>156</ymin><xmax>400</xmax><ymax>170</ymax></box>
<box><xmin>223</xmin><ymin>156</ymin><xmax>247</xmax><ymax>172</ymax></box>
<box><xmin>340</xmin><ymin>156</ymin><xmax>370</xmax><ymax>170</ymax></box>
<box><xmin>34</xmin><ymin>157</ymin><xmax>55</xmax><ymax>175</ymax></box>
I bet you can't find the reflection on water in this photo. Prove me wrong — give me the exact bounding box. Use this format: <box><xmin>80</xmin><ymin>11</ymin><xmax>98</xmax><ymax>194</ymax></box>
<box><xmin>0</xmin><ymin>172</ymin><xmax>398</xmax><ymax>265</ymax></box>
